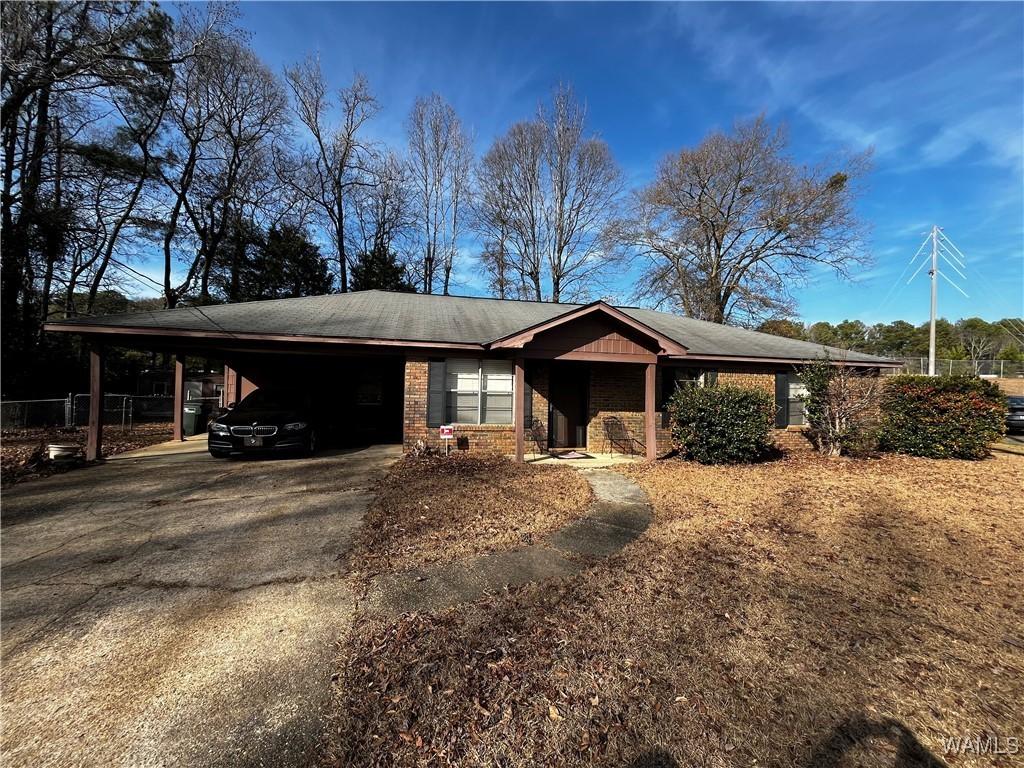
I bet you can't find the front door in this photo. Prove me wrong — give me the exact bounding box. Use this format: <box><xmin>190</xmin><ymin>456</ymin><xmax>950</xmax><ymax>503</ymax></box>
<box><xmin>548</xmin><ymin>363</ymin><xmax>589</xmax><ymax>448</ymax></box>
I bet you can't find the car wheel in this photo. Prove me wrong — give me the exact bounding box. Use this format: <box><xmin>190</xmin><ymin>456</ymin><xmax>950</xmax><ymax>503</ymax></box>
<box><xmin>306</xmin><ymin>431</ymin><xmax>317</xmax><ymax>456</ymax></box>
<box><xmin>209</xmin><ymin>449</ymin><xmax>230</xmax><ymax>459</ymax></box>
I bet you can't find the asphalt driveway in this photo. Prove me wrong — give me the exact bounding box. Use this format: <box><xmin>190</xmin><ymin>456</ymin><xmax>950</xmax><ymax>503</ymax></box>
<box><xmin>1</xmin><ymin>440</ymin><xmax>400</xmax><ymax>768</ymax></box>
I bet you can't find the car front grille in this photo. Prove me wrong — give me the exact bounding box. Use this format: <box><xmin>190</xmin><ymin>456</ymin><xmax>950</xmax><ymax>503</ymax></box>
<box><xmin>230</xmin><ymin>425</ymin><xmax>278</xmax><ymax>437</ymax></box>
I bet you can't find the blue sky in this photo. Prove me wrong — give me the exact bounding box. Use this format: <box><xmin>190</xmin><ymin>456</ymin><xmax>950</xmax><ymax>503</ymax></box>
<box><xmin>172</xmin><ymin>1</ymin><xmax>1023</xmax><ymax>325</ymax></box>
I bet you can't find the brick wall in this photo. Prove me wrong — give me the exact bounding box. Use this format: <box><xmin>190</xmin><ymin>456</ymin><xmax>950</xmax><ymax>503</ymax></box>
<box><xmin>585</xmin><ymin>363</ymin><xmax>673</xmax><ymax>456</ymax></box>
<box><xmin>717</xmin><ymin>367</ymin><xmax>777</xmax><ymax>394</ymax></box>
<box><xmin>772</xmin><ymin>427</ymin><xmax>813</xmax><ymax>454</ymax></box>
<box><xmin>403</xmin><ymin>356</ymin><xmax>813</xmax><ymax>458</ymax></box>
<box><xmin>527</xmin><ymin>363</ymin><xmax>550</xmax><ymax>454</ymax></box>
<box><xmin>403</xmin><ymin>356</ymin><xmax>517</xmax><ymax>455</ymax></box>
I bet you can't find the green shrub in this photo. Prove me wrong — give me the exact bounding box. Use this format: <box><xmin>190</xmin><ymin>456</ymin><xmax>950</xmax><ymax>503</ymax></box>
<box><xmin>666</xmin><ymin>384</ymin><xmax>774</xmax><ymax>464</ymax></box>
<box><xmin>878</xmin><ymin>375</ymin><xmax>1005</xmax><ymax>459</ymax></box>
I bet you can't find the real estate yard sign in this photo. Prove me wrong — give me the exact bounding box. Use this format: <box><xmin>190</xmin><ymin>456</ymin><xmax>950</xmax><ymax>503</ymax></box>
<box><xmin>439</xmin><ymin>424</ymin><xmax>454</xmax><ymax>454</ymax></box>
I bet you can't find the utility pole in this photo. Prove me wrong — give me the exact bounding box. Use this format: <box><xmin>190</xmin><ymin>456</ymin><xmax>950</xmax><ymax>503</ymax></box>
<box><xmin>907</xmin><ymin>225</ymin><xmax>969</xmax><ymax>377</ymax></box>
<box><xmin>928</xmin><ymin>225</ymin><xmax>939</xmax><ymax>376</ymax></box>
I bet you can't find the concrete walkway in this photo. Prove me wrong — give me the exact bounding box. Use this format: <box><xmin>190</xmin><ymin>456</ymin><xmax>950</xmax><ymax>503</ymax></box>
<box><xmin>1</xmin><ymin>443</ymin><xmax>400</xmax><ymax>768</ymax></box>
<box><xmin>368</xmin><ymin>469</ymin><xmax>652</xmax><ymax>615</ymax></box>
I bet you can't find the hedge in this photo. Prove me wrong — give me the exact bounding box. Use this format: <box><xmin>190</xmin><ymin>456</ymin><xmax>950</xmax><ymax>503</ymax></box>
<box><xmin>878</xmin><ymin>375</ymin><xmax>1005</xmax><ymax>459</ymax></box>
<box><xmin>666</xmin><ymin>384</ymin><xmax>774</xmax><ymax>464</ymax></box>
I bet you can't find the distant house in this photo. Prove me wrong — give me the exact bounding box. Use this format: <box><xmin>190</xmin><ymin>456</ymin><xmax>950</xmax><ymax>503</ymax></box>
<box><xmin>45</xmin><ymin>290</ymin><xmax>898</xmax><ymax>460</ymax></box>
<box><xmin>137</xmin><ymin>368</ymin><xmax>224</xmax><ymax>403</ymax></box>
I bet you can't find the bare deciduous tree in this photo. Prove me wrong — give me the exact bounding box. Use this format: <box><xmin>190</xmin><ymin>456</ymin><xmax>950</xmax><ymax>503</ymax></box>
<box><xmin>479</xmin><ymin>237</ymin><xmax>515</xmax><ymax>299</ymax></box>
<box><xmin>350</xmin><ymin>151</ymin><xmax>412</xmax><ymax>260</ymax></box>
<box><xmin>956</xmin><ymin>317</ymin><xmax>997</xmax><ymax>372</ymax></box>
<box><xmin>406</xmin><ymin>94</ymin><xmax>472</xmax><ymax>295</ymax></box>
<box><xmin>615</xmin><ymin>116</ymin><xmax>871</xmax><ymax>326</ymax></box>
<box><xmin>282</xmin><ymin>60</ymin><xmax>378</xmax><ymax>292</ymax></box>
<box><xmin>799</xmin><ymin>356</ymin><xmax>880</xmax><ymax>457</ymax></box>
<box><xmin>476</xmin><ymin>85</ymin><xmax>621</xmax><ymax>303</ymax></box>
<box><xmin>477</xmin><ymin>121</ymin><xmax>546</xmax><ymax>300</ymax></box>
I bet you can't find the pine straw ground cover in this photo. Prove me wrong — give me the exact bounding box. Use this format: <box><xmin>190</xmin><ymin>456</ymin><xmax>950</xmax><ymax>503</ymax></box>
<box><xmin>347</xmin><ymin>453</ymin><xmax>593</xmax><ymax>577</ymax></box>
<box><xmin>326</xmin><ymin>453</ymin><xmax>1023</xmax><ymax>768</ymax></box>
<box><xmin>1</xmin><ymin>423</ymin><xmax>173</xmax><ymax>487</ymax></box>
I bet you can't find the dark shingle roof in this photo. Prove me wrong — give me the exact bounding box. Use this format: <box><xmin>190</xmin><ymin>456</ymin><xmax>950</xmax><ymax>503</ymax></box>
<box><xmin>53</xmin><ymin>289</ymin><xmax>894</xmax><ymax>365</ymax></box>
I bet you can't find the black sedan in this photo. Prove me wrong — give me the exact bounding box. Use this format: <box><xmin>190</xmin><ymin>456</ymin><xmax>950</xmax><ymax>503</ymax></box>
<box><xmin>1007</xmin><ymin>396</ymin><xmax>1024</xmax><ymax>435</ymax></box>
<box><xmin>208</xmin><ymin>389</ymin><xmax>318</xmax><ymax>458</ymax></box>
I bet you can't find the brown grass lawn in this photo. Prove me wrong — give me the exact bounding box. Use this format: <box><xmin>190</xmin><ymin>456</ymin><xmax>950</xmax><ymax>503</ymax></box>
<box><xmin>347</xmin><ymin>454</ymin><xmax>593</xmax><ymax>577</ymax></box>
<box><xmin>0</xmin><ymin>423</ymin><xmax>173</xmax><ymax>487</ymax></box>
<box><xmin>327</xmin><ymin>453</ymin><xmax>1023</xmax><ymax>768</ymax></box>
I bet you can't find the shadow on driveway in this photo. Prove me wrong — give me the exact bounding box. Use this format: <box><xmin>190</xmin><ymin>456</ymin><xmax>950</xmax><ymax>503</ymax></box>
<box><xmin>1</xmin><ymin>443</ymin><xmax>399</xmax><ymax>767</ymax></box>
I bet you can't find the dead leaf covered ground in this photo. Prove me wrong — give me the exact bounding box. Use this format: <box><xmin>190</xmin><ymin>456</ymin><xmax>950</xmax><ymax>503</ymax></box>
<box><xmin>347</xmin><ymin>453</ymin><xmax>593</xmax><ymax>577</ymax></box>
<box><xmin>327</xmin><ymin>453</ymin><xmax>1023</xmax><ymax>768</ymax></box>
<box><xmin>1</xmin><ymin>423</ymin><xmax>173</xmax><ymax>488</ymax></box>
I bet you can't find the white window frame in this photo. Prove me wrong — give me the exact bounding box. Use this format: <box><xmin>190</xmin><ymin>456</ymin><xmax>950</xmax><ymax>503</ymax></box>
<box><xmin>445</xmin><ymin>359</ymin><xmax>514</xmax><ymax>426</ymax></box>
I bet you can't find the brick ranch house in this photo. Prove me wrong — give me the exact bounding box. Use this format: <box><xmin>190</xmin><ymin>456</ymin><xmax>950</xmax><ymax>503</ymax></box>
<box><xmin>45</xmin><ymin>290</ymin><xmax>899</xmax><ymax>461</ymax></box>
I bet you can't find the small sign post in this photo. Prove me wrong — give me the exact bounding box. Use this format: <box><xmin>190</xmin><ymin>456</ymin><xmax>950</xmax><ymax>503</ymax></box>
<box><xmin>439</xmin><ymin>424</ymin><xmax>454</xmax><ymax>455</ymax></box>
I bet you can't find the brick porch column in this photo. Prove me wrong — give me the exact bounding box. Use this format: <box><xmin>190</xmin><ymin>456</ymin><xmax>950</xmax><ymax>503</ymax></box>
<box><xmin>86</xmin><ymin>345</ymin><xmax>105</xmax><ymax>461</ymax></box>
<box><xmin>172</xmin><ymin>354</ymin><xmax>186</xmax><ymax>441</ymax></box>
<box><xmin>514</xmin><ymin>357</ymin><xmax>525</xmax><ymax>462</ymax></box>
<box><xmin>644</xmin><ymin>361</ymin><xmax>657</xmax><ymax>461</ymax></box>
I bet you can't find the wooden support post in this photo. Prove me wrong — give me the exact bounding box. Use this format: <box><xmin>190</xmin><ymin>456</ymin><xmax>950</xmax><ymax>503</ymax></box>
<box><xmin>644</xmin><ymin>362</ymin><xmax>657</xmax><ymax>461</ymax></box>
<box><xmin>172</xmin><ymin>354</ymin><xmax>186</xmax><ymax>441</ymax></box>
<box><xmin>86</xmin><ymin>346</ymin><xmax>105</xmax><ymax>461</ymax></box>
<box><xmin>514</xmin><ymin>357</ymin><xmax>526</xmax><ymax>463</ymax></box>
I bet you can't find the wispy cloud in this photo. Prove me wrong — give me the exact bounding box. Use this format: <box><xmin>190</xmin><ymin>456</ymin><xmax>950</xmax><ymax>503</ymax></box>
<box><xmin>661</xmin><ymin>2</ymin><xmax>1024</xmax><ymax>172</ymax></box>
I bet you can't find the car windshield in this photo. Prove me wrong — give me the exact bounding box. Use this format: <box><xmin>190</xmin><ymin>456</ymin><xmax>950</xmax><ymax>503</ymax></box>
<box><xmin>1009</xmin><ymin>397</ymin><xmax>1024</xmax><ymax>407</ymax></box>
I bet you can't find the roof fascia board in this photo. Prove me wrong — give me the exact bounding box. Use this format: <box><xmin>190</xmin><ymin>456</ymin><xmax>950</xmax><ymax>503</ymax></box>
<box><xmin>42</xmin><ymin>323</ymin><xmax>485</xmax><ymax>351</ymax></box>
<box><xmin>666</xmin><ymin>353</ymin><xmax>902</xmax><ymax>367</ymax></box>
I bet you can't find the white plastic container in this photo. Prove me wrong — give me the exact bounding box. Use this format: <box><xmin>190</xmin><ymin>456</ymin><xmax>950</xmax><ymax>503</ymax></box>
<box><xmin>47</xmin><ymin>444</ymin><xmax>81</xmax><ymax>462</ymax></box>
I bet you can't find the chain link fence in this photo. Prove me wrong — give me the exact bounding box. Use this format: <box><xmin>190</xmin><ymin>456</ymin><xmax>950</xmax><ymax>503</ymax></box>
<box><xmin>0</xmin><ymin>398</ymin><xmax>71</xmax><ymax>430</ymax></box>
<box><xmin>885</xmin><ymin>358</ymin><xmax>1024</xmax><ymax>377</ymax></box>
<box><xmin>1</xmin><ymin>394</ymin><xmax>177</xmax><ymax>432</ymax></box>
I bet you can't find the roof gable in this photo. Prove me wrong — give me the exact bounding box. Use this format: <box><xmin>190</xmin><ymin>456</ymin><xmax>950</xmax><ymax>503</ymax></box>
<box><xmin>488</xmin><ymin>301</ymin><xmax>688</xmax><ymax>356</ymax></box>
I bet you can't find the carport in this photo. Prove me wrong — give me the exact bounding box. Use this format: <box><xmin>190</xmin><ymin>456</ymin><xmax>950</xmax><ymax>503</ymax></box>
<box><xmin>42</xmin><ymin>323</ymin><xmax>406</xmax><ymax>459</ymax></box>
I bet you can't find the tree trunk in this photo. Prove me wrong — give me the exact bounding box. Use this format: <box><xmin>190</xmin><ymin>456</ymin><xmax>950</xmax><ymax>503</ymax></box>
<box><xmin>336</xmin><ymin>202</ymin><xmax>348</xmax><ymax>293</ymax></box>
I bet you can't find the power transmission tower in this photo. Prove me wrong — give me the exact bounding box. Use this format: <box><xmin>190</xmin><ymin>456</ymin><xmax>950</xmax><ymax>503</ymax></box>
<box><xmin>907</xmin><ymin>226</ymin><xmax>968</xmax><ymax>376</ymax></box>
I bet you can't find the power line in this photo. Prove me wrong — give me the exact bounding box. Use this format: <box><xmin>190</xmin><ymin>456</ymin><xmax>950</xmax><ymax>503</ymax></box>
<box><xmin>940</xmin><ymin>231</ymin><xmax>1024</xmax><ymax>341</ymax></box>
<box><xmin>108</xmin><ymin>258</ymin><xmax>164</xmax><ymax>291</ymax></box>
<box><xmin>869</xmin><ymin>233</ymin><xmax>931</xmax><ymax>318</ymax></box>
<box><xmin>907</xmin><ymin>226</ymin><xmax>970</xmax><ymax>375</ymax></box>
<box><xmin>107</xmin><ymin>258</ymin><xmax>241</xmax><ymax>339</ymax></box>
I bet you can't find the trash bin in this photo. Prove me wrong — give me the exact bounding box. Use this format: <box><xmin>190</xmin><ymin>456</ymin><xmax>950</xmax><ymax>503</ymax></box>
<box><xmin>182</xmin><ymin>403</ymin><xmax>204</xmax><ymax>437</ymax></box>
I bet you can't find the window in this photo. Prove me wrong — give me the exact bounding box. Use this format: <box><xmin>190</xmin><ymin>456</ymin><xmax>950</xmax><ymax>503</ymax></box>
<box><xmin>356</xmin><ymin>371</ymin><xmax>383</xmax><ymax>406</ymax></box>
<box><xmin>446</xmin><ymin>359</ymin><xmax>482</xmax><ymax>423</ymax></box>
<box><xmin>774</xmin><ymin>372</ymin><xmax>807</xmax><ymax>428</ymax></box>
<box><xmin>660</xmin><ymin>367</ymin><xmax>717</xmax><ymax>408</ymax></box>
<box><xmin>437</xmin><ymin>359</ymin><xmax>515</xmax><ymax>425</ymax></box>
<box><xmin>482</xmin><ymin>360</ymin><xmax>514</xmax><ymax>424</ymax></box>
<box><xmin>787</xmin><ymin>374</ymin><xmax>808</xmax><ymax>426</ymax></box>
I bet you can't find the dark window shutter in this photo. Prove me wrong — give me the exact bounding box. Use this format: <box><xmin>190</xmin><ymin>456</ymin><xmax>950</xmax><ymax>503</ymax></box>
<box><xmin>427</xmin><ymin>360</ymin><xmax>446</xmax><ymax>427</ymax></box>
<box><xmin>774</xmin><ymin>372</ymin><xmax>788</xmax><ymax>428</ymax></box>
<box><xmin>659</xmin><ymin>368</ymin><xmax>675</xmax><ymax>408</ymax></box>
<box><xmin>704</xmin><ymin>369</ymin><xmax>718</xmax><ymax>386</ymax></box>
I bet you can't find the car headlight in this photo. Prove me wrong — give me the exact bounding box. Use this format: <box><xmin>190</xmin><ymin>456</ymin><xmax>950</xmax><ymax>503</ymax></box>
<box><xmin>210</xmin><ymin>422</ymin><xmax>230</xmax><ymax>435</ymax></box>
<box><xmin>283</xmin><ymin>421</ymin><xmax>308</xmax><ymax>432</ymax></box>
